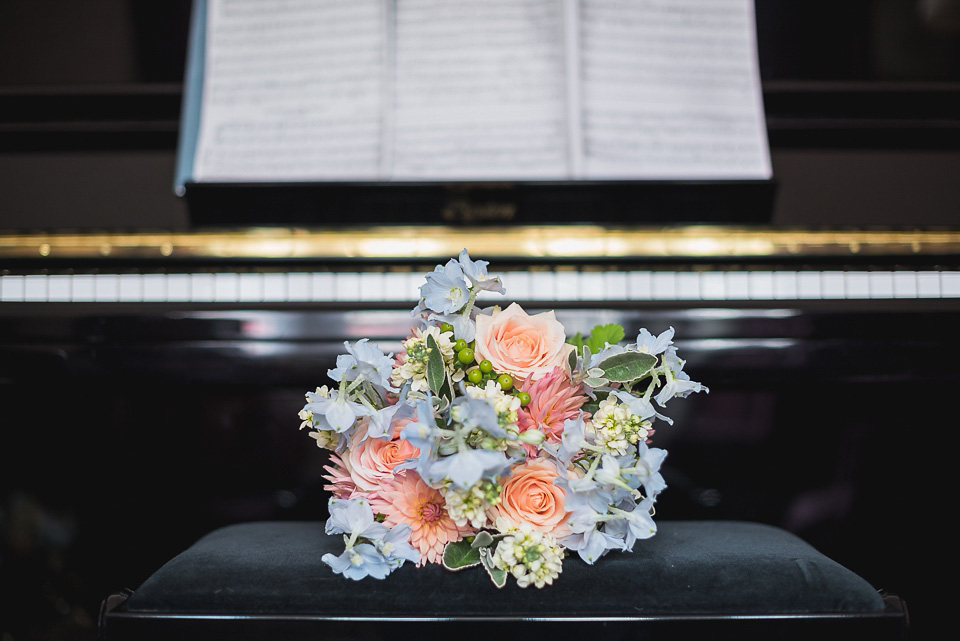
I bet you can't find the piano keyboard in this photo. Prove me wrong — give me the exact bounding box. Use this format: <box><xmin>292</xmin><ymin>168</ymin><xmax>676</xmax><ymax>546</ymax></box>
<box><xmin>2</xmin><ymin>269</ymin><xmax>960</xmax><ymax>303</ymax></box>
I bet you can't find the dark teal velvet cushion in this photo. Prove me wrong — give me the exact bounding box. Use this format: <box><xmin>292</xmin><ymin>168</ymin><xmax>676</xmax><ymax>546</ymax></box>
<box><xmin>124</xmin><ymin>520</ymin><xmax>883</xmax><ymax>617</ymax></box>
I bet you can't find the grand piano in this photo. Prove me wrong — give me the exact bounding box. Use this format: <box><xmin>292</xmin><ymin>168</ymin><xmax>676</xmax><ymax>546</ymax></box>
<box><xmin>2</xmin><ymin>2</ymin><xmax>959</xmax><ymax>640</ymax></box>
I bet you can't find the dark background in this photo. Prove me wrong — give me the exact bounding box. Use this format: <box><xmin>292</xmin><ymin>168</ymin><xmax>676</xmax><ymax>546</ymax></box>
<box><xmin>1</xmin><ymin>2</ymin><xmax>959</xmax><ymax>641</ymax></box>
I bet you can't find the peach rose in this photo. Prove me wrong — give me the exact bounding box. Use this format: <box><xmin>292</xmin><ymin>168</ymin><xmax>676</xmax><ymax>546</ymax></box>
<box><xmin>474</xmin><ymin>303</ymin><xmax>576</xmax><ymax>382</ymax></box>
<box><xmin>489</xmin><ymin>458</ymin><xmax>571</xmax><ymax>537</ymax></box>
<box><xmin>344</xmin><ymin>417</ymin><xmax>420</xmax><ymax>492</ymax></box>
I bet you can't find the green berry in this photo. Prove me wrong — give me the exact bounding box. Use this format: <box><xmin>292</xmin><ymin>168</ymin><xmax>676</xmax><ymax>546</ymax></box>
<box><xmin>479</xmin><ymin>359</ymin><xmax>494</xmax><ymax>373</ymax></box>
<box><xmin>454</xmin><ymin>339</ymin><xmax>468</xmax><ymax>352</ymax></box>
<box><xmin>457</xmin><ymin>347</ymin><xmax>475</xmax><ymax>365</ymax></box>
<box><xmin>440</xmin><ymin>322</ymin><xmax>455</xmax><ymax>334</ymax></box>
<box><xmin>497</xmin><ymin>373</ymin><xmax>513</xmax><ymax>391</ymax></box>
<box><xmin>467</xmin><ymin>369</ymin><xmax>484</xmax><ymax>384</ymax></box>
<box><xmin>518</xmin><ymin>391</ymin><xmax>531</xmax><ymax>405</ymax></box>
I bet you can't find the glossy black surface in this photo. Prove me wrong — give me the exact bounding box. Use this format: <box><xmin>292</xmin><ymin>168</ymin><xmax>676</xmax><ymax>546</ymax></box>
<box><xmin>0</xmin><ymin>298</ymin><xmax>950</xmax><ymax>639</ymax></box>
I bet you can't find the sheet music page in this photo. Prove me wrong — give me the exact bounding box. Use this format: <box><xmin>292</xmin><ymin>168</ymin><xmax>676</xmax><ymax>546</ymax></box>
<box><xmin>390</xmin><ymin>0</ymin><xmax>570</xmax><ymax>180</ymax></box>
<box><xmin>193</xmin><ymin>0</ymin><xmax>386</xmax><ymax>181</ymax></box>
<box><xmin>578</xmin><ymin>0</ymin><xmax>772</xmax><ymax>179</ymax></box>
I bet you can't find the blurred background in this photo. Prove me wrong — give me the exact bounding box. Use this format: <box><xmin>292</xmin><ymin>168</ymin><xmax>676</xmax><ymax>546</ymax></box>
<box><xmin>1</xmin><ymin>1</ymin><xmax>958</xmax><ymax>640</ymax></box>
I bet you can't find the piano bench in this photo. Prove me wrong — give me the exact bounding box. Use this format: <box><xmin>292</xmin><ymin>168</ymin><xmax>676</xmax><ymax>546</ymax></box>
<box><xmin>98</xmin><ymin>520</ymin><xmax>909</xmax><ymax>641</ymax></box>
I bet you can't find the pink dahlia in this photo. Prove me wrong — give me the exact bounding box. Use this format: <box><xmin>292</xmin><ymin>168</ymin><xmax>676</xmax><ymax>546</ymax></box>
<box><xmin>322</xmin><ymin>453</ymin><xmax>358</xmax><ymax>499</ymax></box>
<box><xmin>370</xmin><ymin>471</ymin><xmax>474</xmax><ymax>565</ymax></box>
<box><xmin>517</xmin><ymin>366</ymin><xmax>588</xmax><ymax>447</ymax></box>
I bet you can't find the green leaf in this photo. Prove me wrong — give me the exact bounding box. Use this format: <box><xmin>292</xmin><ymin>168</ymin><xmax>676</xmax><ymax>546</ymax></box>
<box><xmin>442</xmin><ymin>539</ymin><xmax>481</xmax><ymax>571</ymax></box>
<box><xmin>426</xmin><ymin>334</ymin><xmax>446</xmax><ymax>396</ymax></box>
<box><xmin>567</xmin><ymin>347</ymin><xmax>579</xmax><ymax>372</ymax></box>
<box><xmin>597</xmin><ymin>351</ymin><xmax>657</xmax><ymax>383</ymax></box>
<box><xmin>471</xmin><ymin>530</ymin><xmax>495</xmax><ymax>549</ymax></box>
<box><xmin>585</xmin><ymin>324</ymin><xmax>625</xmax><ymax>354</ymax></box>
<box><xmin>479</xmin><ymin>548</ymin><xmax>508</xmax><ymax>588</ymax></box>
<box><xmin>567</xmin><ymin>332</ymin><xmax>585</xmax><ymax>356</ymax></box>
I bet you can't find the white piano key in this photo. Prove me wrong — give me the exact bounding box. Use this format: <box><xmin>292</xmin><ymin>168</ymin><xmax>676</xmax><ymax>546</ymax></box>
<box><xmin>286</xmin><ymin>272</ymin><xmax>311</xmax><ymax>302</ymax></box>
<box><xmin>942</xmin><ymin>271</ymin><xmax>960</xmax><ymax>297</ymax></box>
<box><xmin>503</xmin><ymin>270</ymin><xmax>530</xmax><ymax>300</ymax></box>
<box><xmin>72</xmin><ymin>274</ymin><xmax>96</xmax><ymax>301</ymax></box>
<box><xmin>844</xmin><ymin>271</ymin><xmax>870</xmax><ymax>299</ymax></box>
<box><xmin>117</xmin><ymin>274</ymin><xmax>143</xmax><ymax>302</ymax></box>
<box><xmin>578</xmin><ymin>272</ymin><xmax>606</xmax><ymax>300</ymax></box>
<box><xmin>335</xmin><ymin>272</ymin><xmax>361</xmax><ymax>302</ymax></box>
<box><xmin>24</xmin><ymin>275</ymin><xmax>48</xmax><ymax>302</ymax></box>
<box><xmin>821</xmin><ymin>271</ymin><xmax>846</xmax><ymax>299</ymax></box>
<box><xmin>917</xmin><ymin>271</ymin><xmax>941</xmax><ymax>298</ymax></box>
<box><xmin>237</xmin><ymin>272</ymin><xmax>263</xmax><ymax>302</ymax></box>
<box><xmin>868</xmin><ymin>271</ymin><xmax>894</xmax><ymax>299</ymax></box>
<box><xmin>627</xmin><ymin>271</ymin><xmax>652</xmax><ymax>300</ymax></box>
<box><xmin>94</xmin><ymin>274</ymin><xmax>120</xmax><ymax>302</ymax></box>
<box><xmin>384</xmin><ymin>272</ymin><xmax>416</xmax><ymax>302</ymax></box>
<box><xmin>262</xmin><ymin>272</ymin><xmax>288</xmax><ymax>302</ymax></box>
<box><xmin>773</xmin><ymin>271</ymin><xmax>798</xmax><ymax>300</ymax></box>
<box><xmin>725</xmin><ymin>271</ymin><xmax>750</xmax><ymax>300</ymax></box>
<box><xmin>142</xmin><ymin>273</ymin><xmax>167</xmax><ymax>302</ymax></box>
<box><xmin>651</xmin><ymin>271</ymin><xmax>677</xmax><ymax>300</ymax></box>
<box><xmin>554</xmin><ymin>270</ymin><xmax>580</xmax><ymax>301</ymax></box>
<box><xmin>358</xmin><ymin>273</ymin><xmax>385</xmax><ymax>302</ymax></box>
<box><xmin>676</xmin><ymin>272</ymin><xmax>700</xmax><ymax>299</ymax></box>
<box><xmin>604</xmin><ymin>271</ymin><xmax>628</xmax><ymax>300</ymax></box>
<box><xmin>796</xmin><ymin>271</ymin><xmax>822</xmax><ymax>299</ymax></box>
<box><xmin>214</xmin><ymin>272</ymin><xmax>240</xmax><ymax>302</ymax></box>
<box><xmin>311</xmin><ymin>272</ymin><xmax>335</xmax><ymax>301</ymax></box>
<box><xmin>191</xmin><ymin>273</ymin><xmax>216</xmax><ymax>303</ymax></box>
<box><xmin>700</xmin><ymin>272</ymin><xmax>726</xmax><ymax>300</ymax></box>
<box><xmin>47</xmin><ymin>274</ymin><xmax>72</xmax><ymax>302</ymax></box>
<box><xmin>166</xmin><ymin>274</ymin><xmax>190</xmax><ymax>301</ymax></box>
<box><xmin>530</xmin><ymin>271</ymin><xmax>556</xmax><ymax>301</ymax></box>
<box><xmin>892</xmin><ymin>271</ymin><xmax>918</xmax><ymax>298</ymax></box>
<box><xmin>748</xmin><ymin>271</ymin><xmax>774</xmax><ymax>300</ymax></box>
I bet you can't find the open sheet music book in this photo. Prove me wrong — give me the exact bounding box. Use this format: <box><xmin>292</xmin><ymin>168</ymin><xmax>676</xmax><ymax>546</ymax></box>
<box><xmin>176</xmin><ymin>0</ymin><xmax>771</xmax><ymax>192</ymax></box>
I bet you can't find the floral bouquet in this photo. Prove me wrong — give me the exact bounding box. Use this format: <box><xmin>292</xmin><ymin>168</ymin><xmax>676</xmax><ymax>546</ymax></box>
<box><xmin>299</xmin><ymin>250</ymin><xmax>706</xmax><ymax>588</ymax></box>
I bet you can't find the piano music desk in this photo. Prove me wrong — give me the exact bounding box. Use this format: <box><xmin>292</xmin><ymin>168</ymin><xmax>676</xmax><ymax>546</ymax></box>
<box><xmin>98</xmin><ymin>520</ymin><xmax>908</xmax><ymax>641</ymax></box>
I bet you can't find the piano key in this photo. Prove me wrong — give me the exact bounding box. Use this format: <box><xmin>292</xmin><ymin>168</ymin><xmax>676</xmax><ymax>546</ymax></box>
<box><xmin>773</xmin><ymin>271</ymin><xmax>798</xmax><ymax>300</ymax></box>
<box><xmin>796</xmin><ymin>271</ymin><xmax>821</xmax><ymax>299</ymax></box>
<box><xmin>700</xmin><ymin>272</ymin><xmax>726</xmax><ymax>300</ymax></box>
<box><xmin>166</xmin><ymin>274</ymin><xmax>191</xmax><ymax>301</ymax></box>
<box><xmin>578</xmin><ymin>272</ymin><xmax>606</xmax><ymax>301</ymax></box>
<box><xmin>917</xmin><ymin>271</ymin><xmax>941</xmax><ymax>298</ymax></box>
<box><xmin>191</xmin><ymin>273</ymin><xmax>216</xmax><ymax>303</ymax></box>
<box><xmin>652</xmin><ymin>271</ymin><xmax>677</xmax><ymax>300</ymax></box>
<box><xmin>821</xmin><ymin>271</ymin><xmax>845</xmax><ymax>299</ymax></box>
<box><xmin>943</xmin><ymin>272</ymin><xmax>960</xmax><ymax>297</ymax></box>
<box><xmin>143</xmin><ymin>273</ymin><xmax>168</xmax><ymax>302</ymax></box>
<box><xmin>868</xmin><ymin>271</ymin><xmax>894</xmax><ymax>299</ymax></box>
<box><xmin>72</xmin><ymin>274</ymin><xmax>96</xmax><ymax>302</ymax></box>
<box><xmin>3</xmin><ymin>269</ymin><xmax>960</xmax><ymax>304</ymax></box>
<box><xmin>311</xmin><ymin>272</ymin><xmax>335</xmax><ymax>301</ymax></box>
<box><xmin>893</xmin><ymin>271</ymin><xmax>918</xmax><ymax>298</ymax></box>
<box><xmin>530</xmin><ymin>271</ymin><xmax>556</xmax><ymax>301</ymax></box>
<box><xmin>604</xmin><ymin>271</ymin><xmax>628</xmax><ymax>300</ymax></box>
<box><xmin>47</xmin><ymin>274</ymin><xmax>72</xmax><ymax>302</ymax></box>
<box><xmin>262</xmin><ymin>272</ymin><xmax>288</xmax><ymax>302</ymax></box>
<box><xmin>748</xmin><ymin>271</ymin><xmax>774</xmax><ymax>300</ymax></box>
<box><xmin>214</xmin><ymin>272</ymin><xmax>240</xmax><ymax>302</ymax></box>
<box><xmin>287</xmin><ymin>272</ymin><xmax>311</xmax><ymax>302</ymax></box>
<box><xmin>628</xmin><ymin>271</ymin><xmax>652</xmax><ymax>300</ymax></box>
<box><xmin>676</xmin><ymin>272</ymin><xmax>700</xmax><ymax>300</ymax></box>
<box><xmin>94</xmin><ymin>274</ymin><xmax>120</xmax><ymax>302</ymax></box>
<box><xmin>845</xmin><ymin>271</ymin><xmax>871</xmax><ymax>299</ymax></box>
<box><xmin>117</xmin><ymin>274</ymin><xmax>143</xmax><ymax>302</ymax></box>
<box><xmin>24</xmin><ymin>274</ymin><xmax>48</xmax><ymax>302</ymax></box>
<box><xmin>725</xmin><ymin>271</ymin><xmax>750</xmax><ymax>300</ymax></box>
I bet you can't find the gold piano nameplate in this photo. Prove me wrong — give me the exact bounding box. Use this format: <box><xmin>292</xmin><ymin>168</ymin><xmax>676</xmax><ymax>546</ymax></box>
<box><xmin>1</xmin><ymin>227</ymin><xmax>959</xmax><ymax>261</ymax></box>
